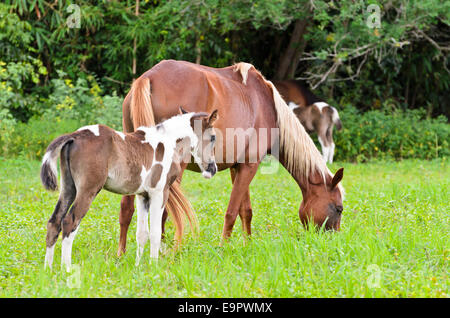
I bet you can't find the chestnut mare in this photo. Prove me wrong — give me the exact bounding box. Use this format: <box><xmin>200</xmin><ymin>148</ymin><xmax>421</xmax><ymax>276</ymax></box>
<box><xmin>273</xmin><ymin>80</ymin><xmax>342</xmax><ymax>163</ymax></box>
<box><xmin>117</xmin><ymin>60</ymin><xmax>345</xmax><ymax>256</ymax></box>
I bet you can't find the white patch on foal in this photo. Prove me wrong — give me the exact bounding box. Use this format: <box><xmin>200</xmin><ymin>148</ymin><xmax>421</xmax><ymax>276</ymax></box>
<box><xmin>313</xmin><ymin>102</ymin><xmax>329</xmax><ymax>113</ymax></box>
<box><xmin>288</xmin><ymin>102</ymin><xmax>300</xmax><ymax>111</ymax></box>
<box><xmin>115</xmin><ymin>131</ymin><xmax>126</xmax><ymax>140</ymax></box>
<box><xmin>61</xmin><ymin>227</ymin><xmax>79</xmax><ymax>272</ymax></box>
<box><xmin>77</xmin><ymin>124</ymin><xmax>100</xmax><ymax>136</ymax></box>
<box><xmin>44</xmin><ymin>244</ymin><xmax>55</xmax><ymax>269</ymax></box>
<box><xmin>137</xmin><ymin>114</ymin><xmax>199</xmax><ymax>191</ymax></box>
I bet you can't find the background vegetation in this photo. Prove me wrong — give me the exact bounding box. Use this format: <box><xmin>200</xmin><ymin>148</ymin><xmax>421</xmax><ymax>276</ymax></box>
<box><xmin>0</xmin><ymin>1</ymin><xmax>448</xmax><ymax>299</ymax></box>
<box><xmin>0</xmin><ymin>0</ymin><xmax>449</xmax><ymax>161</ymax></box>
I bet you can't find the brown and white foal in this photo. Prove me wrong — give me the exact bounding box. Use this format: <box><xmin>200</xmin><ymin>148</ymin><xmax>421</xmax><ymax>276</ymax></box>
<box><xmin>273</xmin><ymin>80</ymin><xmax>342</xmax><ymax>163</ymax></box>
<box><xmin>41</xmin><ymin>109</ymin><xmax>218</xmax><ymax>270</ymax></box>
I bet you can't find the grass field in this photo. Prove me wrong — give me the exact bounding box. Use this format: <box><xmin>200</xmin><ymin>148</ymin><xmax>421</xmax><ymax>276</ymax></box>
<box><xmin>0</xmin><ymin>157</ymin><xmax>448</xmax><ymax>297</ymax></box>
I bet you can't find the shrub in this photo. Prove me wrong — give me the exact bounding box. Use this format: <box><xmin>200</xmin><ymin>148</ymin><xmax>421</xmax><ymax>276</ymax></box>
<box><xmin>332</xmin><ymin>105</ymin><xmax>450</xmax><ymax>162</ymax></box>
<box><xmin>1</xmin><ymin>117</ymin><xmax>81</xmax><ymax>160</ymax></box>
<box><xmin>0</xmin><ymin>70</ymin><xmax>122</xmax><ymax>160</ymax></box>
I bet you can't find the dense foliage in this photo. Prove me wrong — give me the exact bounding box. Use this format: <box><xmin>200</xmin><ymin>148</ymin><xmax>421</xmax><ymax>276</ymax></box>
<box><xmin>0</xmin><ymin>0</ymin><xmax>449</xmax><ymax>160</ymax></box>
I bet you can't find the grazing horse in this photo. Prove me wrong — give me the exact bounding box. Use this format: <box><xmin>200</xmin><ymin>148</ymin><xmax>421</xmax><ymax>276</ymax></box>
<box><xmin>273</xmin><ymin>80</ymin><xmax>342</xmax><ymax>163</ymax></box>
<box><xmin>41</xmin><ymin>110</ymin><xmax>218</xmax><ymax>270</ymax></box>
<box><xmin>117</xmin><ymin>60</ymin><xmax>345</xmax><ymax>256</ymax></box>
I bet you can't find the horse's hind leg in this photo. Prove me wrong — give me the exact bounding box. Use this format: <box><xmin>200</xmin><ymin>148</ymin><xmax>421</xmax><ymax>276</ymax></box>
<box><xmin>45</xmin><ymin>144</ymin><xmax>76</xmax><ymax>269</ymax></box>
<box><xmin>117</xmin><ymin>195</ymin><xmax>135</xmax><ymax>257</ymax></box>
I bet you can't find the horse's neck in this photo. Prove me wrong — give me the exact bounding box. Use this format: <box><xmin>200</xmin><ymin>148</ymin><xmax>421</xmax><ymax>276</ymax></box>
<box><xmin>278</xmin><ymin>150</ymin><xmax>325</xmax><ymax>196</ymax></box>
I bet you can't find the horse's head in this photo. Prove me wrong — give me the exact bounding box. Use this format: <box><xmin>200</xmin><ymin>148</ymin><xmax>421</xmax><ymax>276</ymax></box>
<box><xmin>299</xmin><ymin>167</ymin><xmax>344</xmax><ymax>231</ymax></box>
<box><xmin>180</xmin><ymin>107</ymin><xmax>219</xmax><ymax>179</ymax></box>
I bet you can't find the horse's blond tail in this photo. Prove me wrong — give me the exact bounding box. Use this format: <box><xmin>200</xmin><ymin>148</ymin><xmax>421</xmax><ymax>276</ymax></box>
<box><xmin>130</xmin><ymin>76</ymin><xmax>155</xmax><ymax>129</ymax></box>
<box><xmin>166</xmin><ymin>181</ymin><xmax>199</xmax><ymax>247</ymax></box>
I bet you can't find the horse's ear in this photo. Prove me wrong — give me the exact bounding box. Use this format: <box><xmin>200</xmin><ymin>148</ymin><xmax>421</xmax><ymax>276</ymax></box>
<box><xmin>208</xmin><ymin>109</ymin><xmax>219</xmax><ymax>127</ymax></box>
<box><xmin>331</xmin><ymin>168</ymin><xmax>344</xmax><ymax>189</ymax></box>
<box><xmin>179</xmin><ymin>106</ymin><xmax>188</xmax><ymax>115</ymax></box>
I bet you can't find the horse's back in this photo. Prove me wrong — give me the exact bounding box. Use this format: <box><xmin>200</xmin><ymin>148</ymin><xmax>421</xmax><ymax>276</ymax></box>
<box><xmin>141</xmin><ymin>60</ymin><xmax>276</xmax><ymax>129</ymax></box>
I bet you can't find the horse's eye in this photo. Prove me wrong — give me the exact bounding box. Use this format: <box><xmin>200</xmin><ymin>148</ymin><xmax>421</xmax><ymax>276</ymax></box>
<box><xmin>335</xmin><ymin>205</ymin><xmax>343</xmax><ymax>214</ymax></box>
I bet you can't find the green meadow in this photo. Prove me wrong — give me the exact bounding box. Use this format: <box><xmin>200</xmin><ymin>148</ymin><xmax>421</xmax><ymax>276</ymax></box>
<box><xmin>0</xmin><ymin>157</ymin><xmax>448</xmax><ymax>297</ymax></box>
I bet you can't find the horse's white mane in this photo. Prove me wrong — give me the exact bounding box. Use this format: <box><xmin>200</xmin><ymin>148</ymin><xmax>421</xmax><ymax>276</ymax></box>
<box><xmin>233</xmin><ymin>62</ymin><xmax>253</xmax><ymax>85</ymax></box>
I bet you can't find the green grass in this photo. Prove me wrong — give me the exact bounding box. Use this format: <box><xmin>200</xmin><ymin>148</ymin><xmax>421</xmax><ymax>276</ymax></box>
<box><xmin>0</xmin><ymin>157</ymin><xmax>448</xmax><ymax>297</ymax></box>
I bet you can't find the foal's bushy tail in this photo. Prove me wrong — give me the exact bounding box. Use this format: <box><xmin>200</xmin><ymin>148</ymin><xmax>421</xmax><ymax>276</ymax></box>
<box><xmin>40</xmin><ymin>134</ymin><xmax>74</xmax><ymax>191</ymax></box>
<box><xmin>331</xmin><ymin>107</ymin><xmax>342</xmax><ymax>130</ymax></box>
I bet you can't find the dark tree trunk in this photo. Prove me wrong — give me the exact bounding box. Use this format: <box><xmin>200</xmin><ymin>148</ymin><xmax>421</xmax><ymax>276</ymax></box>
<box><xmin>274</xmin><ymin>12</ymin><xmax>311</xmax><ymax>80</ymax></box>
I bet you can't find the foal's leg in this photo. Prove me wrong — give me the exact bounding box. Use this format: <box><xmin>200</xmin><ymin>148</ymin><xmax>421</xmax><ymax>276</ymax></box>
<box><xmin>60</xmin><ymin>189</ymin><xmax>98</xmax><ymax>272</ymax></box>
<box><xmin>135</xmin><ymin>194</ymin><xmax>150</xmax><ymax>265</ymax></box>
<box><xmin>149</xmin><ymin>190</ymin><xmax>168</xmax><ymax>259</ymax></box>
<box><xmin>117</xmin><ymin>195</ymin><xmax>135</xmax><ymax>257</ymax></box>
<box><xmin>317</xmin><ymin>125</ymin><xmax>330</xmax><ymax>163</ymax></box>
<box><xmin>45</xmin><ymin>193</ymin><xmax>75</xmax><ymax>269</ymax></box>
<box><xmin>45</xmin><ymin>144</ymin><xmax>76</xmax><ymax>269</ymax></box>
<box><xmin>230</xmin><ymin>168</ymin><xmax>253</xmax><ymax>236</ymax></box>
<box><xmin>326</xmin><ymin>126</ymin><xmax>335</xmax><ymax>163</ymax></box>
<box><xmin>222</xmin><ymin>163</ymin><xmax>259</xmax><ymax>241</ymax></box>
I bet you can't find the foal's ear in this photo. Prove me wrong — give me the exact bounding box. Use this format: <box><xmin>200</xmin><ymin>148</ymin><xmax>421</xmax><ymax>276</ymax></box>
<box><xmin>331</xmin><ymin>168</ymin><xmax>344</xmax><ymax>189</ymax></box>
<box><xmin>207</xmin><ymin>109</ymin><xmax>219</xmax><ymax>127</ymax></box>
<box><xmin>179</xmin><ymin>106</ymin><xmax>189</xmax><ymax>115</ymax></box>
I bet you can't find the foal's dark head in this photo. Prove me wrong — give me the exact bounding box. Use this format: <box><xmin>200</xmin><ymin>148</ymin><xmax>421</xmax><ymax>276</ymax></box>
<box><xmin>180</xmin><ymin>107</ymin><xmax>219</xmax><ymax>179</ymax></box>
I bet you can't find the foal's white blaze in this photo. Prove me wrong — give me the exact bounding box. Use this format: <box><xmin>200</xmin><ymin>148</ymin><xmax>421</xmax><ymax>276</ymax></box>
<box><xmin>115</xmin><ymin>131</ymin><xmax>126</xmax><ymax>140</ymax></box>
<box><xmin>77</xmin><ymin>124</ymin><xmax>100</xmax><ymax>136</ymax></box>
<box><xmin>288</xmin><ymin>102</ymin><xmax>300</xmax><ymax>111</ymax></box>
<box><xmin>61</xmin><ymin>227</ymin><xmax>79</xmax><ymax>272</ymax></box>
<box><xmin>44</xmin><ymin>244</ymin><xmax>55</xmax><ymax>269</ymax></box>
<box><xmin>313</xmin><ymin>102</ymin><xmax>329</xmax><ymax>113</ymax></box>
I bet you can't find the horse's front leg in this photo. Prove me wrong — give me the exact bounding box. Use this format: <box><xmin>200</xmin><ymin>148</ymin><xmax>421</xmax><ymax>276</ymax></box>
<box><xmin>222</xmin><ymin>163</ymin><xmax>259</xmax><ymax>241</ymax></box>
<box><xmin>230</xmin><ymin>167</ymin><xmax>253</xmax><ymax>236</ymax></box>
<box><xmin>149</xmin><ymin>189</ymin><xmax>167</xmax><ymax>259</ymax></box>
